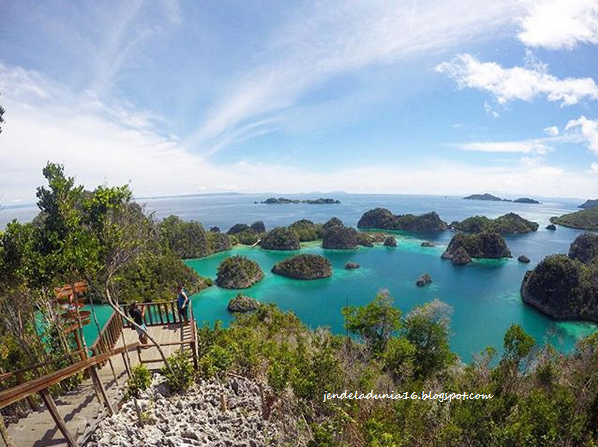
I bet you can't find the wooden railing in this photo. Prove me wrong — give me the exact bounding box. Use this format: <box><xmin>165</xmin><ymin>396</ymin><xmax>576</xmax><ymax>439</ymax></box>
<box><xmin>122</xmin><ymin>301</ymin><xmax>183</xmax><ymax>327</ymax></box>
<box><xmin>89</xmin><ymin>311</ymin><xmax>123</xmax><ymax>357</ymax></box>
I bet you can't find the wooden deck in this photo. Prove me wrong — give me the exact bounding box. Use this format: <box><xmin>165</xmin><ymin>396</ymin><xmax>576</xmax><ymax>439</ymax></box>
<box><xmin>0</xmin><ymin>321</ymin><xmax>191</xmax><ymax>447</ymax></box>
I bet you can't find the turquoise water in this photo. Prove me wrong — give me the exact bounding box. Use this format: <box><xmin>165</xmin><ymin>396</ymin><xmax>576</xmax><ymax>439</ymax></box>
<box><xmin>10</xmin><ymin>193</ymin><xmax>596</xmax><ymax>362</ymax></box>
<box><xmin>185</xmin><ymin>238</ymin><xmax>597</xmax><ymax>363</ymax></box>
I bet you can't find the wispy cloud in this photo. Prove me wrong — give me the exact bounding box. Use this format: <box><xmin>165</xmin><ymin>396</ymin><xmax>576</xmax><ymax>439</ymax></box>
<box><xmin>455</xmin><ymin>140</ymin><xmax>553</xmax><ymax>154</ymax></box>
<box><xmin>183</xmin><ymin>0</ymin><xmax>525</xmax><ymax>153</ymax></box>
<box><xmin>518</xmin><ymin>0</ymin><xmax>598</xmax><ymax>50</ymax></box>
<box><xmin>566</xmin><ymin>116</ymin><xmax>598</xmax><ymax>154</ymax></box>
<box><xmin>436</xmin><ymin>53</ymin><xmax>598</xmax><ymax>106</ymax></box>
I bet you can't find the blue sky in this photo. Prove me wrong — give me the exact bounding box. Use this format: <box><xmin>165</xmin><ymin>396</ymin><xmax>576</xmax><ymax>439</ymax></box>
<box><xmin>0</xmin><ymin>0</ymin><xmax>597</xmax><ymax>202</ymax></box>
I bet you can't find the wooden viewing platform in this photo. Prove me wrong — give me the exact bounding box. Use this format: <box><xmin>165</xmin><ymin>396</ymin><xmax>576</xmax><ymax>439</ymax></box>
<box><xmin>0</xmin><ymin>301</ymin><xmax>199</xmax><ymax>447</ymax></box>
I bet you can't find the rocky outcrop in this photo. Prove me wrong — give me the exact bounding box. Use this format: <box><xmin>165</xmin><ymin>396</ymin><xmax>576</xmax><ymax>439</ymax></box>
<box><xmin>442</xmin><ymin>233</ymin><xmax>511</xmax><ymax>264</ymax></box>
<box><xmin>88</xmin><ymin>375</ymin><xmax>281</xmax><ymax>447</ymax></box>
<box><xmin>451</xmin><ymin>213</ymin><xmax>539</xmax><ymax>234</ymax></box>
<box><xmin>546</xmin><ymin>224</ymin><xmax>557</xmax><ymax>231</ymax></box>
<box><xmin>345</xmin><ymin>262</ymin><xmax>360</xmax><ymax>270</ymax></box>
<box><xmin>216</xmin><ymin>256</ymin><xmax>264</xmax><ymax>289</ymax></box>
<box><xmin>421</xmin><ymin>241</ymin><xmax>435</xmax><ymax>247</ymax></box>
<box><xmin>383</xmin><ymin>236</ymin><xmax>397</xmax><ymax>247</ymax></box>
<box><xmin>261</xmin><ymin>227</ymin><xmax>301</xmax><ymax>251</ymax></box>
<box><xmin>568</xmin><ymin>233</ymin><xmax>598</xmax><ymax>264</ymax></box>
<box><xmin>416</xmin><ymin>273</ymin><xmax>432</xmax><ymax>286</ymax></box>
<box><xmin>518</xmin><ymin>255</ymin><xmax>531</xmax><ymax>264</ymax></box>
<box><xmin>210</xmin><ymin>226</ymin><xmax>220</xmax><ymax>233</ymax></box>
<box><xmin>358</xmin><ymin>208</ymin><xmax>447</xmax><ymax>232</ymax></box>
<box><xmin>357</xmin><ymin>233</ymin><xmax>374</xmax><ymax>247</ymax></box>
<box><xmin>322</xmin><ymin>217</ymin><xmax>344</xmax><ymax>231</ymax></box>
<box><xmin>550</xmin><ymin>207</ymin><xmax>598</xmax><ymax>231</ymax></box>
<box><xmin>579</xmin><ymin>199</ymin><xmax>598</xmax><ymax>209</ymax></box>
<box><xmin>271</xmin><ymin>254</ymin><xmax>332</xmax><ymax>279</ymax></box>
<box><xmin>250</xmin><ymin>221</ymin><xmax>266</xmax><ymax>233</ymax></box>
<box><xmin>227</xmin><ymin>223</ymin><xmax>251</xmax><ymax>235</ymax></box>
<box><xmin>521</xmin><ymin>233</ymin><xmax>598</xmax><ymax>322</ymax></box>
<box><xmin>322</xmin><ymin>225</ymin><xmax>358</xmax><ymax>249</ymax></box>
<box><xmin>227</xmin><ymin>294</ymin><xmax>260</xmax><ymax>313</ymax></box>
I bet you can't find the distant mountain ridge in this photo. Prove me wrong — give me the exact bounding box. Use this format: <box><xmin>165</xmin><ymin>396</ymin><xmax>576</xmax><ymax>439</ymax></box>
<box><xmin>579</xmin><ymin>199</ymin><xmax>598</xmax><ymax>209</ymax></box>
<box><xmin>463</xmin><ymin>193</ymin><xmax>539</xmax><ymax>204</ymax></box>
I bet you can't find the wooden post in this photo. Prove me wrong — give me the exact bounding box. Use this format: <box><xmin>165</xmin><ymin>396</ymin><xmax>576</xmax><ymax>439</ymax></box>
<box><xmin>16</xmin><ymin>372</ymin><xmax>38</xmax><ymax>411</ymax></box>
<box><xmin>121</xmin><ymin>352</ymin><xmax>132</xmax><ymax>378</ymax></box>
<box><xmin>0</xmin><ymin>413</ymin><xmax>16</xmax><ymax>447</ymax></box>
<box><xmin>88</xmin><ymin>366</ymin><xmax>115</xmax><ymax>415</ymax></box>
<box><xmin>39</xmin><ymin>388</ymin><xmax>79</xmax><ymax>447</ymax></box>
<box><xmin>220</xmin><ymin>394</ymin><xmax>228</xmax><ymax>412</ymax></box>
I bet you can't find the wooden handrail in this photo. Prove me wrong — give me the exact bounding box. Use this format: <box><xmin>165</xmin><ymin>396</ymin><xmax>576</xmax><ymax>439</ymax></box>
<box><xmin>122</xmin><ymin>300</ymin><xmax>181</xmax><ymax>328</ymax></box>
<box><xmin>0</xmin><ymin>342</ymin><xmax>139</xmax><ymax>410</ymax></box>
<box><xmin>0</xmin><ymin>350</ymin><xmax>86</xmax><ymax>383</ymax></box>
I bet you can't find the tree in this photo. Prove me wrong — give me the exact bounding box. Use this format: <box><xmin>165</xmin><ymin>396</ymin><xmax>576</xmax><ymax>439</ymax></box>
<box><xmin>342</xmin><ymin>289</ymin><xmax>401</xmax><ymax>353</ymax></box>
<box><xmin>403</xmin><ymin>299</ymin><xmax>454</xmax><ymax>379</ymax></box>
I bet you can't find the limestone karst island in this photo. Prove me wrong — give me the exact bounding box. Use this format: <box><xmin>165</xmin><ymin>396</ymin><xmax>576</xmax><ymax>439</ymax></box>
<box><xmin>1</xmin><ymin>2</ymin><xmax>598</xmax><ymax>447</ymax></box>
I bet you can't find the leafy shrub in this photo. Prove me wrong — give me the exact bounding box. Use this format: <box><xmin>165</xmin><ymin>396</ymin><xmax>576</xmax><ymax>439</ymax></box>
<box><xmin>161</xmin><ymin>349</ymin><xmax>196</xmax><ymax>393</ymax></box>
<box><xmin>198</xmin><ymin>345</ymin><xmax>234</xmax><ymax>379</ymax></box>
<box><xmin>127</xmin><ymin>364</ymin><xmax>152</xmax><ymax>397</ymax></box>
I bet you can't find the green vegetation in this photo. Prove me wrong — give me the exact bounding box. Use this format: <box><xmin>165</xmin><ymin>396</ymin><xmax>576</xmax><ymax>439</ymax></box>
<box><xmin>288</xmin><ymin>219</ymin><xmax>324</xmax><ymax>241</ymax></box>
<box><xmin>358</xmin><ymin>208</ymin><xmax>448</xmax><ymax>232</ymax></box>
<box><xmin>126</xmin><ymin>364</ymin><xmax>152</xmax><ymax>397</ymax></box>
<box><xmin>451</xmin><ymin>213</ymin><xmax>539</xmax><ymax>234</ymax></box>
<box><xmin>161</xmin><ymin>349</ymin><xmax>196</xmax><ymax>393</ymax></box>
<box><xmin>442</xmin><ymin>232</ymin><xmax>512</xmax><ymax>262</ymax></box>
<box><xmin>463</xmin><ymin>193</ymin><xmax>505</xmax><ymax>201</ymax></box>
<box><xmin>261</xmin><ymin>227</ymin><xmax>301</xmax><ymax>250</ymax></box>
<box><xmin>262</xmin><ymin>197</ymin><xmax>340</xmax><ymax>204</ymax></box>
<box><xmin>551</xmin><ymin>207</ymin><xmax>598</xmax><ymax>230</ymax></box>
<box><xmin>521</xmin><ymin>233</ymin><xmax>598</xmax><ymax>322</ymax></box>
<box><xmin>216</xmin><ymin>255</ymin><xmax>265</xmax><ymax>289</ymax></box>
<box><xmin>579</xmin><ymin>199</ymin><xmax>598</xmax><ymax>209</ymax></box>
<box><xmin>192</xmin><ymin>293</ymin><xmax>598</xmax><ymax>446</ymax></box>
<box><xmin>322</xmin><ymin>225</ymin><xmax>359</xmax><ymax>249</ymax></box>
<box><xmin>159</xmin><ymin>215</ymin><xmax>209</xmax><ymax>259</ymax></box>
<box><xmin>227</xmin><ymin>294</ymin><xmax>260</xmax><ymax>313</ymax></box>
<box><xmin>271</xmin><ymin>254</ymin><xmax>332</xmax><ymax>279</ymax></box>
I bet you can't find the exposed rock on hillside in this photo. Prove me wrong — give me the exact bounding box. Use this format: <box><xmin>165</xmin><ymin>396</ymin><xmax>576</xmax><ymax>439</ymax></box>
<box><xmin>261</xmin><ymin>227</ymin><xmax>301</xmax><ymax>251</ymax></box>
<box><xmin>250</xmin><ymin>221</ymin><xmax>266</xmax><ymax>233</ymax></box>
<box><xmin>227</xmin><ymin>294</ymin><xmax>260</xmax><ymax>313</ymax></box>
<box><xmin>88</xmin><ymin>375</ymin><xmax>281</xmax><ymax>447</ymax></box>
<box><xmin>442</xmin><ymin>233</ymin><xmax>511</xmax><ymax>263</ymax></box>
<box><xmin>383</xmin><ymin>236</ymin><xmax>397</xmax><ymax>247</ymax></box>
<box><xmin>322</xmin><ymin>217</ymin><xmax>344</xmax><ymax>231</ymax></box>
<box><xmin>216</xmin><ymin>256</ymin><xmax>264</xmax><ymax>289</ymax></box>
<box><xmin>451</xmin><ymin>213</ymin><xmax>538</xmax><ymax>234</ymax></box>
<box><xmin>357</xmin><ymin>208</ymin><xmax>448</xmax><ymax>232</ymax></box>
<box><xmin>227</xmin><ymin>223</ymin><xmax>251</xmax><ymax>235</ymax></box>
<box><xmin>568</xmin><ymin>233</ymin><xmax>598</xmax><ymax>264</ymax></box>
<box><xmin>322</xmin><ymin>225</ymin><xmax>358</xmax><ymax>249</ymax></box>
<box><xmin>272</xmin><ymin>254</ymin><xmax>332</xmax><ymax>279</ymax></box>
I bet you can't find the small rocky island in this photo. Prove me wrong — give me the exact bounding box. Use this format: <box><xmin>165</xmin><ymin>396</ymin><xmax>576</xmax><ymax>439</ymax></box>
<box><xmin>521</xmin><ymin>233</ymin><xmax>598</xmax><ymax>322</ymax></box>
<box><xmin>227</xmin><ymin>294</ymin><xmax>260</xmax><ymax>313</ymax></box>
<box><xmin>271</xmin><ymin>254</ymin><xmax>332</xmax><ymax>279</ymax></box>
<box><xmin>357</xmin><ymin>208</ymin><xmax>448</xmax><ymax>232</ymax></box>
<box><xmin>322</xmin><ymin>223</ymin><xmax>359</xmax><ymax>249</ymax></box>
<box><xmin>463</xmin><ymin>194</ymin><xmax>539</xmax><ymax>204</ymax></box>
<box><xmin>579</xmin><ymin>199</ymin><xmax>598</xmax><ymax>209</ymax></box>
<box><xmin>441</xmin><ymin>233</ymin><xmax>512</xmax><ymax>265</ymax></box>
<box><xmin>262</xmin><ymin>197</ymin><xmax>341</xmax><ymax>204</ymax></box>
<box><xmin>550</xmin><ymin>207</ymin><xmax>598</xmax><ymax>230</ymax></box>
<box><xmin>451</xmin><ymin>213</ymin><xmax>539</xmax><ymax>234</ymax></box>
<box><xmin>288</xmin><ymin>219</ymin><xmax>323</xmax><ymax>241</ymax></box>
<box><xmin>261</xmin><ymin>227</ymin><xmax>301</xmax><ymax>250</ymax></box>
<box><xmin>216</xmin><ymin>255</ymin><xmax>265</xmax><ymax>289</ymax></box>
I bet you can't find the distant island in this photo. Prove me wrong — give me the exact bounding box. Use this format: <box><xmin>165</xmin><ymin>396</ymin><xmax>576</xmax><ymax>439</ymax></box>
<box><xmin>450</xmin><ymin>213</ymin><xmax>539</xmax><ymax>234</ymax></box>
<box><xmin>463</xmin><ymin>193</ymin><xmax>539</xmax><ymax>204</ymax></box>
<box><xmin>550</xmin><ymin>207</ymin><xmax>598</xmax><ymax>230</ymax></box>
<box><xmin>261</xmin><ymin>197</ymin><xmax>341</xmax><ymax>204</ymax></box>
<box><xmin>579</xmin><ymin>199</ymin><xmax>598</xmax><ymax>209</ymax></box>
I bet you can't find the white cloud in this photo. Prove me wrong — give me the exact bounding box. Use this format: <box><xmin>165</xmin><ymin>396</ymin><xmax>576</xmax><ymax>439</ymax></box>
<box><xmin>591</xmin><ymin>162</ymin><xmax>598</xmax><ymax>174</ymax></box>
<box><xmin>456</xmin><ymin>140</ymin><xmax>552</xmax><ymax>154</ymax></box>
<box><xmin>436</xmin><ymin>54</ymin><xmax>598</xmax><ymax>106</ymax></box>
<box><xmin>518</xmin><ymin>0</ymin><xmax>598</xmax><ymax>50</ymax></box>
<box><xmin>544</xmin><ymin>126</ymin><xmax>559</xmax><ymax>136</ymax></box>
<box><xmin>184</xmin><ymin>0</ymin><xmax>526</xmax><ymax>152</ymax></box>
<box><xmin>566</xmin><ymin>116</ymin><xmax>598</xmax><ymax>154</ymax></box>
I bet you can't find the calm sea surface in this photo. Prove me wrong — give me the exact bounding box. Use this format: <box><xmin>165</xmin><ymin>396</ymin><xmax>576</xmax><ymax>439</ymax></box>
<box><xmin>5</xmin><ymin>193</ymin><xmax>596</xmax><ymax>362</ymax></box>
